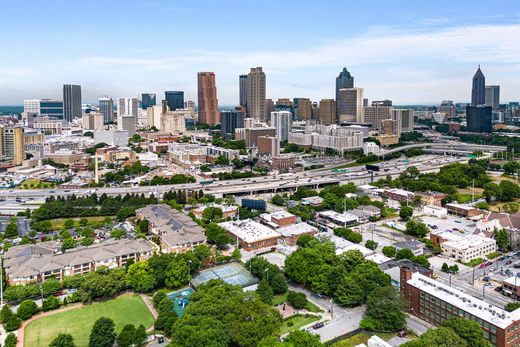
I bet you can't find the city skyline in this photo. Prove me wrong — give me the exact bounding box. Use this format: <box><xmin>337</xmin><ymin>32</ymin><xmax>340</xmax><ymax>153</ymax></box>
<box><xmin>1</xmin><ymin>0</ymin><xmax>519</xmax><ymax>105</ymax></box>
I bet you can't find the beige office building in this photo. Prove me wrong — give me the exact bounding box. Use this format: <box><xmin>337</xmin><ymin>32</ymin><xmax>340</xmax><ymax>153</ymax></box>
<box><xmin>246</xmin><ymin>67</ymin><xmax>267</xmax><ymax>122</ymax></box>
<box><xmin>363</xmin><ymin>105</ymin><xmax>392</xmax><ymax>129</ymax></box>
<box><xmin>82</xmin><ymin>113</ymin><xmax>104</xmax><ymax>130</ymax></box>
<box><xmin>337</xmin><ymin>88</ymin><xmax>364</xmax><ymax>123</ymax></box>
<box><xmin>0</xmin><ymin>126</ymin><xmax>25</xmax><ymax>165</ymax></box>
<box><xmin>161</xmin><ymin>110</ymin><xmax>187</xmax><ymax>134</ymax></box>
<box><xmin>319</xmin><ymin>99</ymin><xmax>336</xmax><ymax>125</ymax></box>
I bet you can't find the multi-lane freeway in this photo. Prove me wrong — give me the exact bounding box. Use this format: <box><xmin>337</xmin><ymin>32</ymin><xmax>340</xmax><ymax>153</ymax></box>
<box><xmin>0</xmin><ymin>153</ymin><xmax>470</xmax><ymax>203</ymax></box>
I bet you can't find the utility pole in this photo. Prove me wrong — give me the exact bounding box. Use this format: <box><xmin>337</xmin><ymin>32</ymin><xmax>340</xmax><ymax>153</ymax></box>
<box><xmin>472</xmin><ymin>179</ymin><xmax>475</xmax><ymax>204</ymax></box>
<box><xmin>0</xmin><ymin>253</ymin><xmax>3</xmax><ymax>307</ymax></box>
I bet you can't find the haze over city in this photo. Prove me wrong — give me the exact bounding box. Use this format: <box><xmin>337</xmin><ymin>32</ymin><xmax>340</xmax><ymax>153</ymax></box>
<box><xmin>1</xmin><ymin>0</ymin><xmax>520</xmax><ymax>105</ymax></box>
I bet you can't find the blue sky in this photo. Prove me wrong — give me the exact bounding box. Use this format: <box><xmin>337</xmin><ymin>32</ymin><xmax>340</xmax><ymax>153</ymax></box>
<box><xmin>1</xmin><ymin>0</ymin><xmax>519</xmax><ymax>105</ymax></box>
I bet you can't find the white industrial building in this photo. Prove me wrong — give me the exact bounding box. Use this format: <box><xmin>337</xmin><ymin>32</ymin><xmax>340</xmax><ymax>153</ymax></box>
<box><xmin>288</xmin><ymin>124</ymin><xmax>363</xmax><ymax>154</ymax></box>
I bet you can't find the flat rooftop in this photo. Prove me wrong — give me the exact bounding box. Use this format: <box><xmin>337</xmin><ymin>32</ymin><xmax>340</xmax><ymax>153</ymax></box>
<box><xmin>442</xmin><ymin>234</ymin><xmax>495</xmax><ymax>250</ymax></box>
<box><xmin>319</xmin><ymin>210</ymin><xmax>358</xmax><ymax>224</ymax></box>
<box><xmin>277</xmin><ymin>222</ymin><xmax>317</xmax><ymax>237</ymax></box>
<box><xmin>408</xmin><ymin>272</ymin><xmax>520</xmax><ymax>329</ymax></box>
<box><xmin>219</xmin><ymin>219</ymin><xmax>281</xmax><ymax>243</ymax></box>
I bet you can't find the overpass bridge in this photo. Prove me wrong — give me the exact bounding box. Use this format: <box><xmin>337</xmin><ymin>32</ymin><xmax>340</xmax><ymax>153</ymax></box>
<box><xmin>381</xmin><ymin>142</ymin><xmax>507</xmax><ymax>156</ymax></box>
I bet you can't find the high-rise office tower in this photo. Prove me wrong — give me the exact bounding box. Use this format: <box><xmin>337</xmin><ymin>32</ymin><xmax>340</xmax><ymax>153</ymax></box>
<box><xmin>63</xmin><ymin>84</ymin><xmax>82</xmax><ymax>122</ymax></box>
<box><xmin>362</xmin><ymin>104</ymin><xmax>392</xmax><ymax>128</ymax></box>
<box><xmin>197</xmin><ymin>72</ymin><xmax>220</xmax><ymax>125</ymax></box>
<box><xmin>336</xmin><ymin>67</ymin><xmax>354</xmax><ymax>116</ymax></box>
<box><xmin>0</xmin><ymin>126</ymin><xmax>25</xmax><ymax>165</ymax></box>
<box><xmin>270</xmin><ymin>111</ymin><xmax>292</xmax><ymax>142</ymax></box>
<box><xmin>438</xmin><ymin>100</ymin><xmax>456</xmax><ymax>118</ymax></box>
<box><xmin>239</xmin><ymin>75</ymin><xmax>248</xmax><ymax>108</ymax></box>
<box><xmin>99</xmin><ymin>96</ymin><xmax>114</xmax><ymax>124</ymax></box>
<box><xmin>466</xmin><ymin>105</ymin><xmax>492</xmax><ymax>133</ymax></box>
<box><xmin>246</xmin><ymin>67</ymin><xmax>266</xmax><ymax>122</ymax></box>
<box><xmin>221</xmin><ymin>110</ymin><xmax>245</xmax><ymax>139</ymax></box>
<box><xmin>337</xmin><ymin>88</ymin><xmax>364</xmax><ymax>123</ymax></box>
<box><xmin>39</xmin><ymin>99</ymin><xmax>64</xmax><ymax>119</ymax></box>
<box><xmin>471</xmin><ymin>66</ymin><xmax>485</xmax><ymax>106</ymax></box>
<box><xmin>319</xmin><ymin>99</ymin><xmax>336</xmax><ymax>125</ymax></box>
<box><xmin>485</xmin><ymin>85</ymin><xmax>500</xmax><ymax>109</ymax></box>
<box><xmin>23</xmin><ymin>99</ymin><xmax>40</xmax><ymax>115</ymax></box>
<box><xmin>117</xmin><ymin>98</ymin><xmax>138</xmax><ymax>129</ymax></box>
<box><xmin>141</xmin><ymin>93</ymin><xmax>156</xmax><ymax>109</ymax></box>
<box><xmin>294</xmin><ymin>98</ymin><xmax>312</xmax><ymax>121</ymax></box>
<box><xmin>165</xmin><ymin>91</ymin><xmax>184</xmax><ymax>111</ymax></box>
<box><xmin>82</xmin><ymin>113</ymin><xmax>104</xmax><ymax>130</ymax></box>
<box><xmin>392</xmin><ymin>109</ymin><xmax>414</xmax><ymax>133</ymax></box>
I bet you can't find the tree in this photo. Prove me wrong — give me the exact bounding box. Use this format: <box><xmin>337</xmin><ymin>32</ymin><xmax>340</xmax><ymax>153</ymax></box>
<box><xmin>395</xmin><ymin>248</ymin><xmax>415</xmax><ymax>260</ymax></box>
<box><xmin>126</xmin><ymin>261</ymin><xmax>157</xmax><ymax>292</ymax></box>
<box><xmin>4</xmin><ymin>222</ymin><xmax>19</xmax><ymax>238</ymax></box>
<box><xmin>441</xmin><ymin>317</ymin><xmax>492</xmax><ymax>347</ymax></box>
<box><xmin>61</xmin><ymin>238</ymin><xmax>77</xmax><ymax>252</ymax></box>
<box><xmin>17</xmin><ymin>299</ymin><xmax>39</xmax><ymax>320</ymax></box>
<box><xmin>42</xmin><ymin>278</ymin><xmax>61</xmax><ymax>296</ymax></box>
<box><xmin>495</xmin><ymin>229</ymin><xmax>510</xmax><ymax>251</ymax></box>
<box><xmin>413</xmin><ymin>255</ymin><xmax>431</xmax><ymax>269</ymax></box>
<box><xmin>204</xmin><ymin>223</ymin><xmax>233</xmax><ymax>248</ymax></box>
<box><xmin>0</xmin><ymin>305</ymin><xmax>14</xmax><ymax>323</ymax></box>
<box><xmin>116</xmin><ymin>324</ymin><xmax>136</xmax><ymax>347</ymax></box>
<box><xmin>4</xmin><ymin>315</ymin><xmax>21</xmax><ymax>331</ymax></box>
<box><xmin>63</xmin><ymin>219</ymin><xmax>75</xmax><ymax>229</ymax></box>
<box><xmin>49</xmin><ymin>333</ymin><xmax>76</xmax><ymax>347</ymax></box>
<box><xmin>382</xmin><ymin>246</ymin><xmax>396</xmax><ymax>258</ymax></box>
<box><xmin>365</xmin><ymin>240</ymin><xmax>378</xmax><ymax>250</ymax></box>
<box><xmin>134</xmin><ymin>324</ymin><xmax>147</xmax><ymax>346</ymax></box>
<box><xmin>271</xmin><ymin>272</ymin><xmax>288</xmax><ymax>294</ymax></box>
<box><xmin>171</xmin><ymin>316</ymin><xmax>230</xmax><ymax>347</ymax></box>
<box><xmin>202</xmin><ymin>207</ymin><xmax>223</xmax><ymax>223</ymax></box>
<box><xmin>405</xmin><ymin>218</ymin><xmax>429</xmax><ymax>238</ymax></box>
<box><xmin>165</xmin><ymin>258</ymin><xmax>190</xmax><ymax>289</ymax></box>
<box><xmin>399</xmin><ymin>206</ymin><xmax>413</xmax><ymax>221</ymax></box>
<box><xmin>110</xmin><ymin>229</ymin><xmax>126</xmax><ymax>240</ymax></box>
<box><xmin>89</xmin><ymin>317</ymin><xmax>116</xmax><ymax>347</ymax></box>
<box><xmin>42</xmin><ymin>295</ymin><xmax>61</xmax><ymax>311</ymax></box>
<box><xmin>402</xmin><ymin>327</ymin><xmax>467</xmax><ymax>347</ymax></box>
<box><xmin>287</xmin><ymin>291</ymin><xmax>308</xmax><ymax>309</ymax></box>
<box><xmin>231</xmin><ymin>248</ymin><xmax>241</xmax><ymax>260</ymax></box>
<box><xmin>271</xmin><ymin>194</ymin><xmax>286</xmax><ymax>206</ymax></box>
<box><xmin>296</xmin><ymin>234</ymin><xmax>315</xmax><ymax>248</ymax></box>
<box><xmin>503</xmin><ymin>202</ymin><xmax>520</xmax><ymax>214</ymax></box>
<box><xmin>214</xmin><ymin>155</ymin><xmax>230</xmax><ymax>166</ymax></box>
<box><xmin>360</xmin><ymin>286</ymin><xmax>405</xmax><ymax>332</ymax></box>
<box><xmin>257</xmin><ymin>278</ymin><xmax>274</xmax><ymax>305</ymax></box>
<box><xmin>284</xmin><ymin>330</ymin><xmax>324</xmax><ymax>347</ymax></box>
<box><xmin>4</xmin><ymin>333</ymin><xmax>17</xmax><ymax>347</ymax></box>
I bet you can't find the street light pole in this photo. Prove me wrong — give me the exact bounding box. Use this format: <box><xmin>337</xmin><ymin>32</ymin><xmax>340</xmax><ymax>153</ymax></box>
<box><xmin>188</xmin><ymin>260</ymin><xmax>192</xmax><ymax>288</ymax></box>
<box><xmin>265</xmin><ymin>268</ymin><xmax>269</xmax><ymax>283</ymax></box>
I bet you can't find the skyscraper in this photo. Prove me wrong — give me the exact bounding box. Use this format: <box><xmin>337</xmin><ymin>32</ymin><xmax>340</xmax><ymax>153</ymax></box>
<box><xmin>165</xmin><ymin>91</ymin><xmax>184</xmax><ymax>111</ymax></box>
<box><xmin>319</xmin><ymin>99</ymin><xmax>336</xmax><ymax>125</ymax></box>
<box><xmin>337</xmin><ymin>88</ymin><xmax>364</xmax><ymax>123</ymax></box>
<box><xmin>336</xmin><ymin>67</ymin><xmax>354</xmax><ymax>116</ymax></box>
<box><xmin>270</xmin><ymin>111</ymin><xmax>292</xmax><ymax>142</ymax></box>
<box><xmin>246</xmin><ymin>67</ymin><xmax>267</xmax><ymax>122</ymax></box>
<box><xmin>221</xmin><ymin>110</ymin><xmax>245</xmax><ymax>139</ymax></box>
<box><xmin>117</xmin><ymin>98</ymin><xmax>138</xmax><ymax>129</ymax></box>
<box><xmin>239</xmin><ymin>75</ymin><xmax>248</xmax><ymax>108</ymax></box>
<box><xmin>197</xmin><ymin>72</ymin><xmax>219</xmax><ymax>125</ymax></box>
<box><xmin>485</xmin><ymin>86</ymin><xmax>500</xmax><ymax>109</ymax></box>
<box><xmin>63</xmin><ymin>84</ymin><xmax>82</xmax><ymax>122</ymax></box>
<box><xmin>141</xmin><ymin>93</ymin><xmax>156</xmax><ymax>109</ymax></box>
<box><xmin>392</xmin><ymin>109</ymin><xmax>414</xmax><ymax>133</ymax></box>
<box><xmin>99</xmin><ymin>96</ymin><xmax>114</xmax><ymax>124</ymax></box>
<box><xmin>466</xmin><ymin>105</ymin><xmax>492</xmax><ymax>133</ymax></box>
<box><xmin>471</xmin><ymin>66</ymin><xmax>485</xmax><ymax>106</ymax></box>
<box><xmin>0</xmin><ymin>125</ymin><xmax>25</xmax><ymax>165</ymax></box>
<box><xmin>294</xmin><ymin>98</ymin><xmax>312</xmax><ymax>121</ymax></box>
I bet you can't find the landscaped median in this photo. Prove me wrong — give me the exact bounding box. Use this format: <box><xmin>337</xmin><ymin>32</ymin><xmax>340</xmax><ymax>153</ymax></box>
<box><xmin>22</xmin><ymin>293</ymin><xmax>155</xmax><ymax>347</ymax></box>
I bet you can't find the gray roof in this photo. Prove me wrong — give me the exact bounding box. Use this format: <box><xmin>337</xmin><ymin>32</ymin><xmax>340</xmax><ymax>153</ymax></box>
<box><xmin>137</xmin><ymin>204</ymin><xmax>206</xmax><ymax>247</ymax></box>
<box><xmin>394</xmin><ymin>240</ymin><xmax>424</xmax><ymax>250</ymax></box>
<box><xmin>6</xmin><ymin>239</ymin><xmax>153</xmax><ymax>280</ymax></box>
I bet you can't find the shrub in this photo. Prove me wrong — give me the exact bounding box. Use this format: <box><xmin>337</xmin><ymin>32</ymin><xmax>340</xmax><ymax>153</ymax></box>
<box><xmin>287</xmin><ymin>291</ymin><xmax>308</xmax><ymax>309</ymax></box>
<box><xmin>16</xmin><ymin>299</ymin><xmax>39</xmax><ymax>320</ymax></box>
<box><xmin>5</xmin><ymin>315</ymin><xmax>22</xmax><ymax>331</ymax></box>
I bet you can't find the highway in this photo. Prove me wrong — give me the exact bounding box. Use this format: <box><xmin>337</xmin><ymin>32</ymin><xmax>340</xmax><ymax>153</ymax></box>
<box><xmin>0</xmin><ymin>153</ymin><xmax>469</xmax><ymax>202</ymax></box>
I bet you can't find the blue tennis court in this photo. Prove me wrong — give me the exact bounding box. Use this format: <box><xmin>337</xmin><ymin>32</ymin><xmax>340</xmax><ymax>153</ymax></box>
<box><xmin>191</xmin><ymin>262</ymin><xmax>258</xmax><ymax>289</ymax></box>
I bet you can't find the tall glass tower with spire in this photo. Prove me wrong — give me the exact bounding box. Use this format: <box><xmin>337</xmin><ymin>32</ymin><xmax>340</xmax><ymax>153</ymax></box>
<box><xmin>471</xmin><ymin>65</ymin><xmax>485</xmax><ymax>106</ymax></box>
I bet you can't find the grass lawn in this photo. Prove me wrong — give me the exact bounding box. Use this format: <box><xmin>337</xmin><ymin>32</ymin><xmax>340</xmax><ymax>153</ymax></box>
<box><xmin>24</xmin><ymin>293</ymin><xmax>154</xmax><ymax>347</ymax></box>
<box><xmin>16</xmin><ymin>178</ymin><xmax>55</xmax><ymax>189</ymax></box>
<box><xmin>280</xmin><ymin>314</ymin><xmax>321</xmax><ymax>334</ymax></box>
<box><xmin>273</xmin><ymin>293</ymin><xmax>323</xmax><ymax>313</ymax></box>
<box><xmin>49</xmin><ymin>216</ymin><xmax>114</xmax><ymax>229</ymax></box>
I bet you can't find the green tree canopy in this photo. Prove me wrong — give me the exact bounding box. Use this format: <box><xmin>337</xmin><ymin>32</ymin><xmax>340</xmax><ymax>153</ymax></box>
<box><xmin>89</xmin><ymin>317</ymin><xmax>116</xmax><ymax>347</ymax></box>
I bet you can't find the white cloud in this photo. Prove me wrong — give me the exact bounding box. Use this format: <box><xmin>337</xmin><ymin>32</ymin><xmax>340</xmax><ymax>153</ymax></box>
<box><xmin>2</xmin><ymin>23</ymin><xmax>520</xmax><ymax>104</ymax></box>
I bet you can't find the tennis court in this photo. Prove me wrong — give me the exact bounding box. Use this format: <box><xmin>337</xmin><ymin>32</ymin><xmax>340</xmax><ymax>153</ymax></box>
<box><xmin>191</xmin><ymin>262</ymin><xmax>258</xmax><ymax>289</ymax></box>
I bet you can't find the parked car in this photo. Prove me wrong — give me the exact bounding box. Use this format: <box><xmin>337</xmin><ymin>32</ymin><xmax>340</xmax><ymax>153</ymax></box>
<box><xmin>312</xmin><ymin>322</ymin><xmax>324</xmax><ymax>329</ymax></box>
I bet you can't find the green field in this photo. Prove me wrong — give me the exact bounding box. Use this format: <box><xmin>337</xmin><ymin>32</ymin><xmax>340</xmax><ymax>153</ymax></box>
<box><xmin>24</xmin><ymin>294</ymin><xmax>155</xmax><ymax>347</ymax></box>
<box><xmin>280</xmin><ymin>314</ymin><xmax>321</xmax><ymax>334</ymax></box>
<box><xmin>49</xmin><ymin>216</ymin><xmax>114</xmax><ymax>229</ymax></box>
